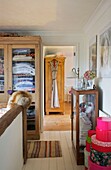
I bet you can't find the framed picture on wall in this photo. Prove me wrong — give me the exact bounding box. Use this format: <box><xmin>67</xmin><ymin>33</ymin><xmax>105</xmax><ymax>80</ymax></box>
<box><xmin>99</xmin><ymin>27</ymin><xmax>111</xmax><ymax>77</ymax></box>
<box><xmin>89</xmin><ymin>36</ymin><xmax>97</xmax><ymax>76</ymax></box>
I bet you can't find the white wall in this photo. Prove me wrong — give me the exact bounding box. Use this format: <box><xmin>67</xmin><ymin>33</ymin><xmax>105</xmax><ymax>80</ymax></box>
<box><xmin>84</xmin><ymin>0</ymin><xmax>111</xmax><ymax>116</ymax></box>
<box><xmin>16</xmin><ymin>31</ymin><xmax>88</xmax><ymax>76</ymax></box>
<box><xmin>41</xmin><ymin>34</ymin><xmax>88</xmax><ymax>75</ymax></box>
<box><xmin>43</xmin><ymin>45</ymin><xmax>76</xmax><ymax>86</ymax></box>
<box><xmin>0</xmin><ymin>113</ymin><xmax>23</xmax><ymax>170</ymax></box>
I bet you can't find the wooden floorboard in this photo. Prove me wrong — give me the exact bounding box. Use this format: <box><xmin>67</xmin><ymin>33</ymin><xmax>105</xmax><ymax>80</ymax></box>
<box><xmin>23</xmin><ymin>131</ymin><xmax>85</xmax><ymax>170</ymax></box>
<box><xmin>40</xmin><ymin>158</ymin><xmax>49</xmax><ymax>170</ymax></box>
<box><xmin>43</xmin><ymin>102</ymin><xmax>71</xmax><ymax>131</ymax></box>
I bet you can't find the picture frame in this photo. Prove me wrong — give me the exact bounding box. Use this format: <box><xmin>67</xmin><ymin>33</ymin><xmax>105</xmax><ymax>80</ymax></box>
<box><xmin>99</xmin><ymin>27</ymin><xmax>111</xmax><ymax>77</ymax></box>
<box><xmin>89</xmin><ymin>36</ymin><xmax>97</xmax><ymax>76</ymax></box>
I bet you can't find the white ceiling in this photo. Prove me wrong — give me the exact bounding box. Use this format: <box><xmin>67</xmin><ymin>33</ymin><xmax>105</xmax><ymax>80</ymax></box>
<box><xmin>0</xmin><ymin>0</ymin><xmax>102</xmax><ymax>33</ymax></box>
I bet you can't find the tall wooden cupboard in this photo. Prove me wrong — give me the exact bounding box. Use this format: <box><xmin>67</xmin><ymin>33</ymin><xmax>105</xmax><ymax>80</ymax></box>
<box><xmin>44</xmin><ymin>55</ymin><xmax>65</xmax><ymax>115</ymax></box>
<box><xmin>0</xmin><ymin>36</ymin><xmax>41</xmax><ymax>139</ymax></box>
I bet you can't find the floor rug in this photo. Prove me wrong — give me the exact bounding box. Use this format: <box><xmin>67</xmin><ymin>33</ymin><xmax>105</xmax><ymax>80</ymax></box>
<box><xmin>27</xmin><ymin>140</ymin><xmax>62</xmax><ymax>158</ymax></box>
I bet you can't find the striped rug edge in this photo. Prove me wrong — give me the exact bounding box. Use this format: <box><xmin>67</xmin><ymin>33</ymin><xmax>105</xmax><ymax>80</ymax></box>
<box><xmin>27</xmin><ymin>140</ymin><xmax>62</xmax><ymax>158</ymax></box>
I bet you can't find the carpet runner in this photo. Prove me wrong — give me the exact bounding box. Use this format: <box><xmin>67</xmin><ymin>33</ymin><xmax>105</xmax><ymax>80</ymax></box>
<box><xmin>27</xmin><ymin>140</ymin><xmax>62</xmax><ymax>158</ymax></box>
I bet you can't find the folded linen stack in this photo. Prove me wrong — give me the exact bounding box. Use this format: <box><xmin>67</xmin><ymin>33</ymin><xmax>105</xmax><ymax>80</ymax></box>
<box><xmin>89</xmin><ymin>117</ymin><xmax>111</xmax><ymax>170</ymax></box>
<box><xmin>79</xmin><ymin>117</ymin><xmax>92</xmax><ymax>146</ymax></box>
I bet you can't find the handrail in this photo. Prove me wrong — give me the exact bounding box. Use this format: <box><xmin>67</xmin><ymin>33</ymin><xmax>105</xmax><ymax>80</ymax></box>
<box><xmin>0</xmin><ymin>104</ymin><xmax>22</xmax><ymax>136</ymax></box>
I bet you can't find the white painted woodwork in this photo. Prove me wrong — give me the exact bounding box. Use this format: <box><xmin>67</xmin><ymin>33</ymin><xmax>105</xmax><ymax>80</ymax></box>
<box><xmin>0</xmin><ymin>113</ymin><xmax>23</xmax><ymax>170</ymax></box>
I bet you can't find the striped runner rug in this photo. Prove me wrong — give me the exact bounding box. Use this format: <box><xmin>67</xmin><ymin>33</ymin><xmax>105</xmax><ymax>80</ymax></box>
<box><xmin>27</xmin><ymin>140</ymin><xmax>62</xmax><ymax>158</ymax></box>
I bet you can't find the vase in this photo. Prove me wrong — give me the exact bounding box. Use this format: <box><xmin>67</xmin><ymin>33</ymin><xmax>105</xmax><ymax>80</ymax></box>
<box><xmin>84</xmin><ymin>79</ymin><xmax>95</xmax><ymax>90</ymax></box>
<box><xmin>87</xmin><ymin>79</ymin><xmax>94</xmax><ymax>89</ymax></box>
<box><xmin>84</xmin><ymin>79</ymin><xmax>88</xmax><ymax>90</ymax></box>
<box><xmin>76</xmin><ymin>78</ymin><xmax>83</xmax><ymax>90</ymax></box>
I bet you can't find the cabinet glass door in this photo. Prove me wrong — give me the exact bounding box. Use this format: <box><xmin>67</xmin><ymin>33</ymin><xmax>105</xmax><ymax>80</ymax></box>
<box><xmin>12</xmin><ymin>47</ymin><xmax>36</xmax><ymax>131</ymax></box>
<box><xmin>0</xmin><ymin>49</ymin><xmax>4</xmax><ymax>93</ymax></box>
<box><xmin>72</xmin><ymin>93</ymin><xmax>76</xmax><ymax>148</ymax></box>
<box><xmin>79</xmin><ymin>94</ymin><xmax>96</xmax><ymax>152</ymax></box>
<box><xmin>12</xmin><ymin>48</ymin><xmax>35</xmax><ymax>92</ymax></box>
<box><xmin>27</xmin><ymin>105</ymin><xmax>35</xmax><ymax>130</ymax></box>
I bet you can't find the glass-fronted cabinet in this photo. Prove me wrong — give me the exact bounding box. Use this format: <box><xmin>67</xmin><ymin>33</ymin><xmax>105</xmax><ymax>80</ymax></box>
<box><xmin>0</xmin><ymin>36</ymin><xmax>41</xmax><ymax>139</ymax></box>
<box><xmin>0</xmin><ymin>45</ymin><xmax>8</xmax><ymax>102</ymax></box>
<box><xmin>27</xmin><ymin>104</ymin><xmax>36</xmax><ymax>131</ymax></box>
<box><xmin>71</xmin><ymin>88</ymin><xmax>98</xmax><ymax>165</ymax></box>
<box><xmin>9</xmin><ymin>43</ymin><xmax>40</xmax><ymax>140</ymax></box>
<box><xmin>11</xmin><ymin>46</ymin><xmax>37</xmax><ymax>138</ymax></box>
<box><xmin>0</xmin><ymin>48</ymin><xmax>4</xmax><ymax>92</ymax></box>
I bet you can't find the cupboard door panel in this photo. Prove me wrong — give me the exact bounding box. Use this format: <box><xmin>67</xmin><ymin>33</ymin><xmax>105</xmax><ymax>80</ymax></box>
<box><xmin>45</xmin><ymin>56</ymin><xmax>65</xmax><ymax>115</ymax></box>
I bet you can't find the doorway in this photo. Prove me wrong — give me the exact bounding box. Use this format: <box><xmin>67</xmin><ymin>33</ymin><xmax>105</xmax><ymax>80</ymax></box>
<box><xmin>43</xmin><ymin>46</ymin><xmax>77</xmax><ymax>131</ymax></box>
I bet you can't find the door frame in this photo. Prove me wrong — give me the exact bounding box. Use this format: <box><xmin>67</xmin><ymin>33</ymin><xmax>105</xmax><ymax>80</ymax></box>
<box><xmin>40</xmin><ymin>45</ymin><xmax>78</xmax><ymax>132</ymax></box>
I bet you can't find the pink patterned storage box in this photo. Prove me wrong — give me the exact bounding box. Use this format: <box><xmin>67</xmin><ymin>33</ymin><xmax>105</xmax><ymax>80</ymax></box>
<box><xmin>96</xmin><ymin>127</ymin><xmax>111</xmax><ymax>142</ymax></box>
<box><xmin>91</xmin><ymin>134</ymin><xmax>111</xmax><ymax>152</ymax></box>
<box><xmin>97</xmin><ymin>117</ymin><xmax>111</xmax><ymax>130</ymax></box>
<box><xmin>96</xmin><ymin>117</ymin><xmax>111</xmax><ymax>142</ymax></box>
<box><xmin>88</xmin><ymin>157</ymin><xmax>111</xmax><ymax>170</ymax></box>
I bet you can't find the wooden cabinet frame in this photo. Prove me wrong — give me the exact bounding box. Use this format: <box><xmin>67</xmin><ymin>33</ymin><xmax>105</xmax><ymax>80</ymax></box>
<box><xmin>71</xmin><ymin>88</ymin><xmax>98</xmax><ymax>165</ymax></box>
<box><xmin>0</xmin><ymin>45</ymin><xmax>8</xmax><ymax>102</ymax></box>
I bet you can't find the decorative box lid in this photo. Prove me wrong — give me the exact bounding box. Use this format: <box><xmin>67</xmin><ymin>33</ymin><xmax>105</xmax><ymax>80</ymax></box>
<box><xmin>97</xmin><ymin>117</ymin><xmax>111</xmax><ymax>130</ymax></box>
